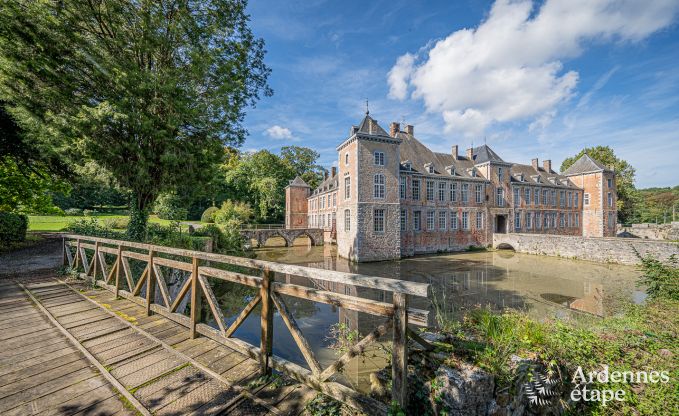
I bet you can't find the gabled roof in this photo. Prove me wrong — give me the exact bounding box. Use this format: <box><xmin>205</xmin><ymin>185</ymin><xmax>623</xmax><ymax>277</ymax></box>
<box><xmin>562</xmin><ymin>154</ymin><xmax>609</xmax><ymax>176</ymax></box>
<box><xmin>286</xmin><ymin>176</ymin><xmax>310</xmax><ymax>188</ymax></box>
<box><xmin>469</xmin><ymin>144</ymin><xmax>505</xmax><ymax>164</ymax></box>
<box><xmin>356</xmin><ymin>114</ymin><xmax>389</xmax><ymax>137</ymax></box>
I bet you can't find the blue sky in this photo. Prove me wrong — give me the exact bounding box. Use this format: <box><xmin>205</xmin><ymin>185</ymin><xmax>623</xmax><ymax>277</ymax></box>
<box><xmin>242</xmin><ymin>0</ymin><xmax>679</xmax><ymax>188</ymax></box>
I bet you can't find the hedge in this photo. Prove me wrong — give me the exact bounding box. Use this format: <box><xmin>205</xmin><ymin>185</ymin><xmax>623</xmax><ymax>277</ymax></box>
<box><xmin>0</xmin><ymin>212</ymin><xmax>28</xmax><ymax>244</ymax></box>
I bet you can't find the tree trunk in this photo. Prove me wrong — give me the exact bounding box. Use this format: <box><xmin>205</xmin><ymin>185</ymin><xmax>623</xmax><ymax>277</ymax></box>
<box><xmin>127</xmin><ymin>195</ymin><xmax>150</xmax><ymax>241</ymax></box>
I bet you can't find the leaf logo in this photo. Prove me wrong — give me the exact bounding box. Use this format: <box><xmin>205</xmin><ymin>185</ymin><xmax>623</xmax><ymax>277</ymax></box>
<box><xmin>523</xmin><ymin>369</ymin><xmax>559</xmax><ymax>407</ymax></box>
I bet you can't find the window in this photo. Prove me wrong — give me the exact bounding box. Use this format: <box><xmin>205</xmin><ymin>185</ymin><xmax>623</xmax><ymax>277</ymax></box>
<box><xmin>426</xmin><ymin>181</ymin><xmax>434</xmax><ymax>201</ymax></box>
<box><xmin>476</xmin><ymin>212</ymin><xmax>484</xmax><ymax>229</ymax></box>
<box><xmin>374</xmin><ymin>174</ymin><xmax>385</xmax><ymax>198</ymax></box>
<box><xmin>462</xmin><ymin>212</ymin><xmax>469</xmax><ymax>230</ymax></box>
<box><xmin>470</xmin><ymin>169</ymin><xmax>477</xmax><ymax>177</ymax></box>
<box><xmin>535</xmin><ymin>212</ymin><xmax>541</xmax><ymax>229</ymax></box>
<box><xmin>322</xmin><ymin>215</ymin><xmax>325</xmax><ymax>227</ymax></box>
<box><xmin>461</xmin><ymin>184</ymin><xmax>469</xmax><ymax>203</ymax></box>
<box><xmin>551</xmin><ymin>190</ymin><xmax>557</xmax><ymax>207</ymax></box>
<box><xmin>568</xmin><ymin>213</ymin><xmax>573</xmax><ymax>227</ymax></box>
<box><xmin>607</xmin><ymin>178</ymin><xmax>612</xmax><ymax>188</ymax></box>
<box><xmin>560</xmin><ymin>191</ymin><xmax>565</xmax><ymax>207</ymax></box>
<box><xmin>559</xmin><ymin>213</ymin><xmax>565</xmax><ymax>228</ymax></box>
<box><xmin>374</xmin><ymin>151</ymin><xmax>385</xmax><ymax>166</ymax></box>
<box><xmin>543</xmin><ymin>213</ymin><xmax>549</xmax><ymax>228</ymax></box>
<box><xmin>428</xmin><ymin>165</ymin><xmax>435</xmax><ymax>174</ymax></box>
<box><xmin>475</xmin><ymin>185</ymin><xmax>483</xmax><ymax>204</ymax></box>
<box><xmin>584</xmin><ymin>193</ymin><xmax>590</xmax><ymax>206</ymax></box>
<box><xmin>332</xmin><ymin>212</ymin><xmax>336</xmax><ymax>227</ymax></box>
<box><xmin>426</xmin><ymin>211</ymin><xmax>435</xmax><ymax>230</ymax></box>
<box><xmin>412</xmin><ymin>180</ymin><xmax>421</xmax><ymax>200</ymax></box>
<box><xmin>344</xmin><ymin>177</ymin><xmax>350</xmax><ymax>199</ymax></box>
<box><xmin>608</xmin><ymin>212</ymin><xmax>615</xmax><ymax>228</ymax></box>
<box><xmin>543</xmin><ymin>190</ymin><xmax>548</xmax><ymax>206</ymax></box>
<box><xmin>513</xmin><ymin>187</ymin><xmax>520</xmax><ymax>207</ymax></box>
<box><xmin>574</xmin><ymin>193</ymin><xmax>579</xmax><ymax>208</ymax></box>
<box><xmin>414</xmin><ymin>211</ymin><xmax>421</xmax><ymax>231</ymax></box>
<box><xmin>515</xmin><ymin>212</ymin><xmax>521</xmax><ymax>230</ymax></box>
<box><xmin>525</xmin><ymin>188</ymin><xmax>531</xmax><ymax>205</ymax></box>
<box><xmin>333</xmin><ymin>193</ymin><xmax>336</xmax><ymax>207</ymax></box>
<box><xmin>608</xmin><ymin>192</ymin><xmax>613</xmax><ymax>207</ymax></box>
<box><xmin>575</xmin><ymin>213</ymin><xmax>580</xmax><ymax>227</ymax></box>
<box><xmin>498</xmin><ymin>167</ymin><xmax>504</xmax><ymax>181</ymax></box>
<box><xmin>534</xmin><ymin>188</ymin><xmax>540</xmax><ymax>205</ymax></box>
<box><xmin>438</xmin><ymin>182</ymin><xmax>446</xmax><ymax>202</ymax></box>
<box><xmin>399</xmin><ymin>176</ymin><xmax>406</xmax><ymax>199</ymax></box>
<box><xmin>567</xmin><ymin>192</ymin><xmax>572</xmax><ymax>208</ymax></box>
<box><xmin>451</xmin><ymin>183</ymin><xmax>458</xmax><ymax>202</ymax></box>
<box><xmin>451</xmin><ymin>211</ymin><xmax>458</xmax><ymax>229</ymax></box>
<box><xmin>551</xmin><ymin>212</ymin><xmax>556</xmax><ymax>228</ymax></box>
<box><xmin>374</xmin><ymin>209</ymin><xmax>384</xmax><ymax>233</ymax></box>
<box><xmin>345</xmin><ymin>153</ymin><xmax>349</xmax><ymax>165</ymax></box>
<box><xmin>400</xmin><ymin>210</ymin><xmax>407</xmax><ymax>231</ymax></box>
<box><xmin>496</xmin><ymin>187</ymin><xmax>504</xmax><ymax>206</ymax></box>
<box><xmin>438</xmin><ymin>211</ymin><xmax>446</xmax><ymax>230</ymax></box>
<box><xmin>525</xmin><ymin>212</ymin><xmax>532</xmax><ymax>229</ymax></box>
<box><xmin>321</xmin><ymin>196</ymin><xmax>325</xmax><ymax>209</ymax></box>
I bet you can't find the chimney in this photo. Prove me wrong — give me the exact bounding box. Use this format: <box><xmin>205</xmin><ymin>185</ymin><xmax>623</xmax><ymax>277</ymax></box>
<box><xmin>405</xmin><ymin>125</ymin><xmax>414</xmax><ymax>135</ymax></box>
<box><xmin>451</xmin><ymin>145</ymin><xmax>458</xmax><ymax>159</ymax></box>
<box><xmin>331</xmin><ymin>167</ymin><xmax>336</xmax><ymax>177</ymax></box>
<box><xmin>324</xmin><ymin>170</ymin><xmax>329</xmax><ymax>180</ymax></box>
<box><xmin>531</xmin><ymin>158</ymin><xmax>539</xmax><ymax>170</ymax></box>
<box><xmin>466</xmin><ymin>147</ymin><xmax>473</xmax><ymax>160</ymax></box>
<box><xmin>543</xmin><ymin>159</ymin><xmax>552</xmax><ymax>173</ymax></box>
<box><xmin>389</xmin><ymin>122</ymin><xmax>400</xmax><ymax>137</ymax></box>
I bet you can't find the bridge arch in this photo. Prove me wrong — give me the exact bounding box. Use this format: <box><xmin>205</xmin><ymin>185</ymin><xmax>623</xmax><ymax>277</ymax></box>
<box><xmin>496</xmin><ymin>242</ymin><xmax>515</xmax><ymax>251</ymax></box>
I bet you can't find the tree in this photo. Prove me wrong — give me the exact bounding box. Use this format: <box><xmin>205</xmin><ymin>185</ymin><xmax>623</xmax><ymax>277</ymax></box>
<box><xmin>0</xmin><ymin>1</ymin><xmax>271</xmax><ymax>240</ymax></box>
<box><xmin>280</xmin><ymin>146</ymin><xmax>325</xmax><ymax>189</ymax></box>
<box><xmin>0</xmin><ymin>102</ymin><xmax>67</xmax><ymax>213</ymax></box>
<box><xmin>560</xmin><ymin>146</ymin><xmax>636</xmax><ymax>223</ymax></box>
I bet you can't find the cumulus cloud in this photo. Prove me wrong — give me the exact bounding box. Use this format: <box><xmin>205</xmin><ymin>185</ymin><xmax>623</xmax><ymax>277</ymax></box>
<box><xmin>265</xmin><ymin>125</ymin><xmax>295</xmax><ymax>140</ymax></box>
<box><xmin>387</xmin><ymin>0</ymin><xmax>678</xmax><ymax>136</ymax></box>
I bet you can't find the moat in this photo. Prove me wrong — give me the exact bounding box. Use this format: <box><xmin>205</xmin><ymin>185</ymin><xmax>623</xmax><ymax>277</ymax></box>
<box><xmin>195</xmin><ymin>241</ymin><xmax>644</xmax><ymax>392</ymax></box>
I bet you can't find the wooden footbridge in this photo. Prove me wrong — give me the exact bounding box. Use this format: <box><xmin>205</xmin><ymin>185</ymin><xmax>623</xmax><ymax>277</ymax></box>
<box><xmin>0</xmin><ymin>234</ymin><xmax>432</xmax><ymax>415</ymax></box>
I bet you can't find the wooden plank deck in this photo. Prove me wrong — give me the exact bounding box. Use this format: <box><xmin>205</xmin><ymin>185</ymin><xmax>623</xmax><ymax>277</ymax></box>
<box><xmin>0</xmin><ymin>275</ymin><xmax>317</xmax><ymax>416</ymax></box>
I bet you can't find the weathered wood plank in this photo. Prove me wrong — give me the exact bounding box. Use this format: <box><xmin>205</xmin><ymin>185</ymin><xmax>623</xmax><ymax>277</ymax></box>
<box><xmin>198</xmin><ymin>274</ymin><xmax>227</xmax><ymax>333</ymax></box>
<box><xmin>225</xmin><ymin>294</ymin><xmax>261</xmax><ymax>338</ymax></box>
<box><xmin>271</xmin><ymin>292</ymin><xmax>322</xmax><ymax>375</ymax></box>
<box><xmin>190</xmin><ymin>257</ymin><xmax>201</xmax><ymax>339</ymax></box>
<box><xmin>391</xmin><ymin>292</ymin><xmax>408</xmax><ymax>409</ymax></box>
<box><xmin>260</xmin><ymin>268</ymin><xmax>274</xmax><ymax>376</ymax></box>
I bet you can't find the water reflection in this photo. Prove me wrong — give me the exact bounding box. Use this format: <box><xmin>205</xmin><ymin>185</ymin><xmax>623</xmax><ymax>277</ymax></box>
<box><xmin>167</xmin><ymin>243</ymin><xmax>643</xmax><ymax>393</ymax></box>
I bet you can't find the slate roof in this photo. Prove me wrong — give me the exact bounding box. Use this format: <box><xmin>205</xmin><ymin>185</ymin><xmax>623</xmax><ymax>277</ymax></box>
<box><xmin>509</xmin><ymin>163</ymin><xmax>578</xmax><ymax>188</ymax></box>
<box><xmin>287</xmin><ymin>176</ymin><xmax>310</xmax><ymax>188</ymax></box>
<box><xmin>562</xmin><ymin>154</ymin><xmax>610</xmax><ymax>176</ymax></box>
<box><xmin>312</xmin><ymin>174</ymin><xmax>338</xmax><ymax>195</ymax></box>
<box><xmin>469</xmin><ymin>144</ymin><xmax>505</xmax><ymax>164</ymax></box>
<box><xmin>356</xmin><ymin>114</ymin><xmax>390</xmax><ymax>137</ymax></box>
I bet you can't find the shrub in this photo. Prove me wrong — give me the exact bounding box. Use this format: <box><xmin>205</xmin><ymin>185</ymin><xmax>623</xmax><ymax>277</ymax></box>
<box><xmin>66</xmin><ymin>218</ymin><xmax>121</xmax><ymax>239</ymax></box>
<box><xmin>103</xmin><ymin>217</ymin><xmax>129</xmax><ymax>230</ymax></box>
<box><xmin>65</xmin><ymin>208</ymin><xmax>84</xmax><ymax>216</ymax></box>
<box><xmin>0</xmin><ymin>212</ymin><xmax>28</xmax><ymax>243</ymax></box>
<box><xmin>194</xmin><ymin>223</ymin><xmax>244</xmax><ymax>255</ymax></box>
<box><xmin>638</xmin><ymin>254</ymin><xmax>679</xmax><ymax>301</ymax></box>
<box><xmin>213</xmin><ymin>200</ymin><xmax>253</xmax><ymax>225</ymax></box>
<box><xmin>83</xmin><ymin>209</ymin><xmax>97</xmax><ymax>217</ymax></box>
<box><xmin>154</xmin><ymin>192</ymin><xmax>188</xmax><ymax>221</ymax></box>
<box><xmin>201</xmin><ymin>206</ymin><xmax>219</xmax><ymax>223</ymax></box>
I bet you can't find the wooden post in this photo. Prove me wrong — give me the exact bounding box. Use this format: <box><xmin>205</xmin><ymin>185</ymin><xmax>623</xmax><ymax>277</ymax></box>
<box><xmin>91</xmin><ymin>241</ymin><xmax>100</xmax><ymax>284</ymax></box>
<box><xmin>114</xmin><ymin>245</ymin><xmax>122</xmax><ymax>299</ymax></box>
<box><xmin>74</xmin><ymin>239</ymin><xmax>81</xmax><ymax>271</ymax></box>
<box><xmin>145</xmin><ymin>249</ymin><xmax>155</xmax><ymax>316</ymax></box>
<box><xmin>260</xmin><ymin>268</ymin><xmax>274</xmax><ymax>376</ymax></box>
<box><xmin>392</xmin><ymin>292</ymin><xmax>408</xmax><ymax>409</ymax></box>
<box><xmin>190</xmin><ymin>257</ymin><xmax>202</xmax><ymax>338</ymax></box>
<box><xmin>62</xmin><ymin>237</ymin><xmax>67</xmax><ymax>267</ymax></box>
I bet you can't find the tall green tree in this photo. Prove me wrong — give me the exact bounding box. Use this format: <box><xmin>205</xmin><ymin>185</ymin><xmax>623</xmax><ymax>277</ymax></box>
<box><xmin>560</xmin><ymin>146</ymin><xmax>636</xmax><ymax>223</ymax></box>
<box><xmin>0</xmin><ymin>0</ymin><xmax>271</xmax><ymax>240</ymax></box>
<box><xmin>280</xmin><ymin>146</ymin><xmax>325</xmax><ymax>189</ymax></box>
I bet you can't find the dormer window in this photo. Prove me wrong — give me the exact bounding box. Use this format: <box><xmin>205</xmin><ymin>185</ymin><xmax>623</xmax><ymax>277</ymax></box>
<box><xmin>402</xmin><ymin>160</ymin><xmax>412</xmax><ymax>171</ymax></box>
<box><xmin>424</xmin><ymin>163</ymin><xmax>434</xmax><ymax>174</ymax></box>
<box><xmin>446</xmin><ymin>166</ymin><xmax>456</xmax><ymax>176</ymax></box>
<box><xmin>471</xmin><ymin>169</ymin><xmax>477</xmax><ymax>177</ymax></box>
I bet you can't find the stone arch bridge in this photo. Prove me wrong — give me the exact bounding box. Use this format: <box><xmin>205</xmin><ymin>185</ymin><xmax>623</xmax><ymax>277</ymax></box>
<box><xmin>240</xmin><ymin>227</ymin><xmax>324</xmax><ymax>248</ymax></box>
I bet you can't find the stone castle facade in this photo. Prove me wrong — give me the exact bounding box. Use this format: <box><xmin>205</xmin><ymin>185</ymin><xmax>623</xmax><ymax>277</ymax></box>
<box><xmin>285</xmin><ymin>113</ymin><xmax>617</xmax><ymax>262</ymax></box>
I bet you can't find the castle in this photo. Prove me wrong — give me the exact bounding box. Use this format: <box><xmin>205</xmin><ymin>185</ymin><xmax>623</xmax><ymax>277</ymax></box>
<box><xmin>285</xmin><ymin>113</ymin><xmax>617</xmax><ymax>262</ymax></box>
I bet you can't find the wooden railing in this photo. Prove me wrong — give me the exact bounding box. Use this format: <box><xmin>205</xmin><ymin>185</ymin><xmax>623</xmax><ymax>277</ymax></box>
<box><xmin>61</xmin><ymin>234</ymin><xmax>432</xmax><ymax>414</ymax></box>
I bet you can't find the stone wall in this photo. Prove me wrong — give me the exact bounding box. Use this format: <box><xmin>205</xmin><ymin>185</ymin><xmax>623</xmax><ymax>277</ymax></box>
<box><xmin>493</xmin><ymin>233</ymin><xmax>679</xmax><ymax>265</ymax></box>
<box><xmin>618</xmin><ymin>223</ymin><xmax>679</xmax><ymax>240</ymax></box>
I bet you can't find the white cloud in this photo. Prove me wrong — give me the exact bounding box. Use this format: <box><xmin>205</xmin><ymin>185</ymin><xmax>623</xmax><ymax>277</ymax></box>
<box><xmin>387</xmin><ymin>0</ymin><xmax>678</xmax><ymax>136</ymax></box>
<box><xmin>265</xmin><ymin>125</ymin><xmax>295</xmax><ymax>140</ymax></box>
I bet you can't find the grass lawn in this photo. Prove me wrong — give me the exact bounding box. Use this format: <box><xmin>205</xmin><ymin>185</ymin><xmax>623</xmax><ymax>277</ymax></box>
<box><xmin>28</xmin><ymin>214</ymin><xmax>200</xmax><ymax>232</ymax></box>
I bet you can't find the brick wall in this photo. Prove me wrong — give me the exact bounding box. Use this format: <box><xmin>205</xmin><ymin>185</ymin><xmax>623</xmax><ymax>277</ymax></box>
<box><xmin>493</xmin><ymin>233</ymin><xmax>679</xmax><ymax>265</ymax></box>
